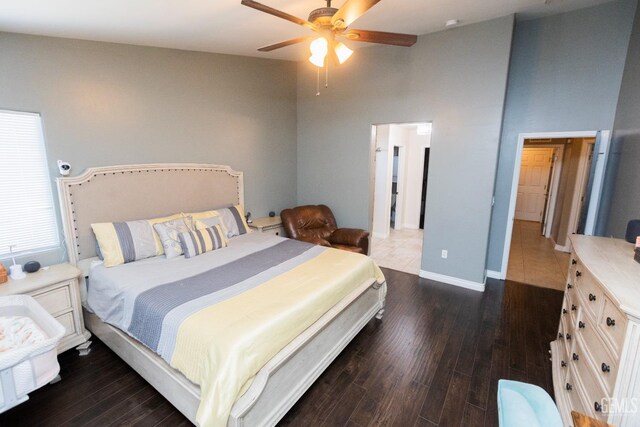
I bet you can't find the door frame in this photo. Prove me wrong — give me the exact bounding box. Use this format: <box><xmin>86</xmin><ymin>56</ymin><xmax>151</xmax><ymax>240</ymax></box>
<box><xmin>496</xmin><ymin>130</ymin><xmax>610</xmax><ymax>280</ymax></box>
<box><xmin>392</xmin><ymin>145</ymin><xmax>407</xmax><ymax>230</ymax></box>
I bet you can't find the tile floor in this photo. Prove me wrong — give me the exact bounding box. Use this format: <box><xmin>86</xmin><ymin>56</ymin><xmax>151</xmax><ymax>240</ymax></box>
<box><xmin>506</xmin><ymin>220</ymin><xmax>571</xmax><ymax>291</ymax></box>
<box><xmin>369</xmin><ymin>228</ymin><xmax>423</xmax><ymax>275</ymax></box>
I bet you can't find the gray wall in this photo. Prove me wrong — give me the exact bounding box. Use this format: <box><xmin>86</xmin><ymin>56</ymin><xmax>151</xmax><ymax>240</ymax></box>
<box><xmin>297</xmin><ymin>16</ymin><xmax>515</xmax><ymax>284</ymax></box>
<box><xmin>0</xmin><ymin>32</ymin><xmax>298</xmax><ymax>265</ymax></box>
<box><xmin>486</xmin><ymin>0</ymin><xmax>636</xmax><ymax>273</ymax></box>
<box><xmin>607</xmin><ymin>5</ymin><xmax>640</xmax><ymax>237</ymax></box>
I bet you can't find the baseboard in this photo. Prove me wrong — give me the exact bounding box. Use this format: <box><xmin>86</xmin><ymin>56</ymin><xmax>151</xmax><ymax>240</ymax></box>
<box><xmin>554</xmin><ymin>243</ymin><xmax>571</xmax><ymax>253</ymax></box>
<box><xmin>419</xmin><ymin>270</ymin><xmax>485</xmax><ymax>292</ymax></box>
<box><xmin>402</xmin><ymin>223</ymin><xmax>420</xmax><ymax>230</ymax></box>
<box><xmin>485</xmin><ymin>270</ymin><xmax>503</xmax><ymax>280</ymax></box>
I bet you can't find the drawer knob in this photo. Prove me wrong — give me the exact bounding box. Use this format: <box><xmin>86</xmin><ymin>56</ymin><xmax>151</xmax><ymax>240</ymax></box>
<box><xmin>566</xmin><ymin>333</ymin><xmax>572</xmax><ymax>340</ymax></box>
<box><xmin>606</xmin><ymin>317</ymin><xmax>616</xmax><ymax>327</ymax></box>
<box><xmin>566</xmin><ymin>383</ymin><xmax>573</xmax><ymax>391</ymax></box>
<box><xmin>594</xmin><ymin>401</ymin><xmax>602</xmax><ymax>412</ymax></box>
<box><xmin>561</xmin><ymin>361</ymin><xmax>567</xmax><ymax>368</ymax></box>
<box><xmin>572</xmin><ymin>353</ymin><xmax>579</xmax><ymax>361</ymax></box>
<box><xmin>571</xmin><ymin>304</ymin><xmax>577</xmax><ymax>311</ymax></box>
<box><xmin>578</xmin><ymin>321</ymin><xmax>585</xmax><ymax>329</ymax></box>
<box><xmin>563</xmin><ymin>309</ymin><xmax>568</xmax><ymax>314</ymax></box>
<box><xmin>567</xmin><ymin>283</ymin><xmax>572</xmax><ymax>289</ymax></box>
<box><xmin>558</xmin><ymin>332</ymin><xmax>564</xmax><ymax>339</ymax></box>
<box><xmin>576</xmin><ymin>271</ymin><xmax>582</xmax><ymax>277</ymax></box>
<box><xmin>589</xmin><ymin>293</ymin><xmax>596</xmax><ymax>302</ymax></box>
<box><xmin>572</xmin><ymin>259</ymin><xmax>577</xmax><ymax>265</ymax></box>
<box><xmin>602</xmin><ymin>363</ymin><xmax>610</xmax><ymax>373</ymax></box>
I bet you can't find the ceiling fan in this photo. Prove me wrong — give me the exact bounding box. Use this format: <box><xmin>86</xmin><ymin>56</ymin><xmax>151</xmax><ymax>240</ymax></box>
<box><xmin>240</xmin><ymin>0</ymin><xmax>417</xmax><ymax>67</ymax></box>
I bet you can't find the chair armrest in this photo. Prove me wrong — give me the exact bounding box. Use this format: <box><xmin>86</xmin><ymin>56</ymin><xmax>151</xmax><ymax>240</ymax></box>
<box><xmin>297</xmin><ymin>236</ymin><xmax>332</xmax><ymax>247</ymax></box>
<box><xmin>328</xmin><ymin>228</ymin><xmax>370</xmax><ymax>248</ymax></box>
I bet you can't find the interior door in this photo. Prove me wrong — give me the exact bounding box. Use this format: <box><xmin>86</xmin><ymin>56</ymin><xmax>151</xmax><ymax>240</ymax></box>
<box><xmin>515</xmin><ymin>147</ymin><xmax>554</xmax><ymax>222</ymax></box>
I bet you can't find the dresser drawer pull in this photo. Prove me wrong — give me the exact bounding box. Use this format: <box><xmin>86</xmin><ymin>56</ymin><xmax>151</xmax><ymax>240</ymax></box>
<box><xmin>571</xmin><ymin>304</ymin><xmax>577</xmax><ymax>311</ymax></box>
<box><xmin>566</xmin><ymin>383</ymin><xmax>573</xmax><ymax>391</ymax></box>
<box><xmin>589</xmin><ymin>293</ymin><xmax>596</xmax><ymax>302</ymax></box>
<box><xmin>572</xmin><ymin>259</ymin><xmax>577</xmax><ymax>265</ymax></box>
<box><xmin>578</xmin><ymin>321</ymin><xmax>585</xmax><ymax>329</ymax></box>
<box><xmin>606</xmin><ymin>317</ymin><xmax>616</xmax><ymax>327</ymax></box>
<box><xmin>602</xmin><ymin>363</ymin><xmax>610</xmax><ymax>373</ymax></box>
<box><xmin>594</xmin><ymin>401</ymin><xmax>602</xmax><ymax>412</ymax></box>
<box><xmin>567</xmin><ymin>283</ymin><xmax>572</xmax><ymax>289</ymax></box>
<box><xmin>561</xmin><ymin>361</ymin><xmax>567</xmax><ymax>368</ymax></box>
<box><xmin>566</xmin><ymin>333</ymin><xmax>572</xmax><ymax>340</ymax></box>
<box><xmin>572</xmin><ymin>353</ymin><xmax>579</xmax><ymax>361</ymax></box>
<box><xmin>563</xmin><ymin>309</ymin><xmax>567</xmax><ymax>314</ymax></box>
<box><xmin>558</xmin><ymin>332</ymin><xmax>564</xmax><ymax>339</ymax></box>
<box><xmin>576</xmin><ymin>271</ymin><xmax>582</xmax><ymax>278</ymax></box>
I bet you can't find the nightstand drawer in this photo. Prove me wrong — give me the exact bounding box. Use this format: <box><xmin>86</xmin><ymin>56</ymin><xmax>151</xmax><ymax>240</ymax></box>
<box><xmin>33</xmin><ymin>283</ymin><xmax>72</xmax><ymax>315</ymax></box>
<box><xmin>55</xmin><ymin>311</ymin><xmax>76</xmax><ymax>339</ymax></box>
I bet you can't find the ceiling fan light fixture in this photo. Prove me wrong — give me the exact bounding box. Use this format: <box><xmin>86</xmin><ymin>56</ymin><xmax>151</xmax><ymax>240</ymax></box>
<box><xmin>334</xmin><ymin>42</ymin><xmax>353</xmax><ymax>64</ymax></box>
<box><xmin>309</xmin><ymin>36</ymin><xmax>328</xmax><ymax>67</ymax></box>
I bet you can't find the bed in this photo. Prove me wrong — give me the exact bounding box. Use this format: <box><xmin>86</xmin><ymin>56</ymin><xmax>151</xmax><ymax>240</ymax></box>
<box><xmin>56</xmin><ymin>163</ymin><xmax>386</xmax><ymax>427</ymax></box>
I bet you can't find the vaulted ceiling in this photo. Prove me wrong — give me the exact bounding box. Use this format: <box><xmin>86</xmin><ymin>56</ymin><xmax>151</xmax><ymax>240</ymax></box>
<box><xmin>0</xmin><ymin>0</ymin><xmax>613</xmax><ymax>60</ymax></box>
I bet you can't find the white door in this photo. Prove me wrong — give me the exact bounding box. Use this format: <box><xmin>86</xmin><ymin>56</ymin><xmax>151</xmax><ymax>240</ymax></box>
<box><xmin>515</xmin><ymin>148</ymin><xmax>554</xmax><ymax>222</ymax></box>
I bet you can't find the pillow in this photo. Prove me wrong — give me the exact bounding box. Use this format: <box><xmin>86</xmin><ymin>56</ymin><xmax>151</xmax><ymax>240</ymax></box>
<box><xmin>179</xmin><ymin>225</ymin><xmax>228</xmax><ymax>259</ymax></box>
<box><xmin>186</xmin><ymin>211</ymin><xmax>229</xmax><ymax>236</ymax></box>
<box><xmin>215</xmin><ymin>205</ymin><xmax>251</xmax><ymax>238</ymax></box>
<box><xmin>92</xmin><ymin>213</ymin><xmax>183</xmax><ymax>267</ymax></box>
<box><xmin>153</xmin><ymin>216</ymin><xmax>196</xmax><ymax>259</ymax></box>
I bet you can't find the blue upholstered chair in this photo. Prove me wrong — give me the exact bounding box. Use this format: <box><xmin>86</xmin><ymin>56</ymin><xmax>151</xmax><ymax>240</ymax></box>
<box><xmin>497</xmin><ymin>380</ymin><xmax>563</xmax><ymax>427</ymax></box>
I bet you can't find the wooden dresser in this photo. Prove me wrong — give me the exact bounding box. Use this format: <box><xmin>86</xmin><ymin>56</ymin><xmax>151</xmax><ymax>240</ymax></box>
<box><xmin>551</xmin><ymin>235</ymin><xmax>640</xmax><ymax>426</ymax></box>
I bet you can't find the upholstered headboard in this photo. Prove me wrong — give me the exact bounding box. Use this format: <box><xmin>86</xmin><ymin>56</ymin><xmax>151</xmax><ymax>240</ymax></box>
<box><xmin>57</xmin><ymin>163</ymin><xmax>244</xmax><ymax>265</ymax></box>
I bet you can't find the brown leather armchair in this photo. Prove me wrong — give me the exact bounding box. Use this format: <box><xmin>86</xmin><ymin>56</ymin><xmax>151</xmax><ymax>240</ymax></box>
<box><xmin>280</xmin><ymin>204</ymin><xmax>369</xmax><ymax>254</ymax></box>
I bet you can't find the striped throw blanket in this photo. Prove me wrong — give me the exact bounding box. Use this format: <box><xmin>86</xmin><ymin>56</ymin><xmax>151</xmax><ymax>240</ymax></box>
<box><xmin>110</xmin><ymin>238</ymin><xmax>385</xmax><ymax>426</ymax></box>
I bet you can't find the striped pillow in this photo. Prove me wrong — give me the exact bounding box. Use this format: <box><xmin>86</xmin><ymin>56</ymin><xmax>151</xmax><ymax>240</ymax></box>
<box><xmin>215</xmin><ymin>205</ymin><xmax>251</xmax><ymax>238</ymax></box>
<box><xmin>91</xmin><ymin>213</ymin><xmax>183</xmax><ymax>267</ymax></box>
<box><xmin>178</xmin><ymin>225</ymin><xmax>228</xmax><ymax>259</ymax></box>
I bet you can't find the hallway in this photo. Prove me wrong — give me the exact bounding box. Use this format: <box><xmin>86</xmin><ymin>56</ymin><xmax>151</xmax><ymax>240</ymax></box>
<box><xmin>370</xmin><ymin>228</ymin><xmax>423</xmax><ymax>275</ymax></box>
<box><xmin>506</xmin><ymin>220</ymin><xmax>570</xmax><ymax>291</ymax></box>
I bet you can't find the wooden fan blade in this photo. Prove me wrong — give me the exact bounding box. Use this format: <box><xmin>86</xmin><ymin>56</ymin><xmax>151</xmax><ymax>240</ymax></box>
<box><xmin>241</xmin><ymin>0</ymin><xmax>319</xmax><ymax>31</ymax></box>
<box><xmin>258</xmin><ymin>36</ymin><xmax>313</xmax><ymax>52</ymax></box>
<box><xmin>342</xmin><ymin>29</ymin><xmax>417</xmax><ymax>46</ymax></box>
<box><xmin>331</xmin><ymin>0</ymin><xmax>381</xmax><ymax>29</ymax></box>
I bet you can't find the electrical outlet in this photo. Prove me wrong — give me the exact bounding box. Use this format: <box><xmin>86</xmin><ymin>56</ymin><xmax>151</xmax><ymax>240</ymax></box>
<box><xmin>441</xmin><ymin>250</ymin><xmax>448</xmax><ymax>259</ymax></box>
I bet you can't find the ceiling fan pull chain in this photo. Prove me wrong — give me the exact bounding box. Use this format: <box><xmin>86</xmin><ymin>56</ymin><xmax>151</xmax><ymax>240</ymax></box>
<box><xmin>316</xmin><ymin>67</ymin><xmax>320</xmax><ymax>96</ymax></box>
<box><xmin>325</xmin><ymin>63</ymin><xmax>329</xmax><ymax>89</ymax></box>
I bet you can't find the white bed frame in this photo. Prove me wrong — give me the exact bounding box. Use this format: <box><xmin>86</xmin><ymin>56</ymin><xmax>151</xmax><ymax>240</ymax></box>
<box><xmin>57</xmin><ymin>163</ymin><xmax>386</xmax><ymax>426</ymax></box>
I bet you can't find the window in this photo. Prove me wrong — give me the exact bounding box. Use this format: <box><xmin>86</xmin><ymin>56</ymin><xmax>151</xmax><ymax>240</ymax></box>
<box><xmin>0</xmin><ymin>110</ymin><xmax>59</xmax><ymax>257</ymax></box>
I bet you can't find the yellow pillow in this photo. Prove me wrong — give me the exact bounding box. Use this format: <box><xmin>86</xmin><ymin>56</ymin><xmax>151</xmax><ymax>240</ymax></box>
<box><xmin>92</xmin><ymin>213</ymin><xmax>182</xmax><ymax>267</ymax></box>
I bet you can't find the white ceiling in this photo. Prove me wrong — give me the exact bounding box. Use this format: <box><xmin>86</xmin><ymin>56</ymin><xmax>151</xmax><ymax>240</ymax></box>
<box><xmin>0</xmin><ymin>0</ymin><xmax>613</xmax><ymax>61</ymax></box>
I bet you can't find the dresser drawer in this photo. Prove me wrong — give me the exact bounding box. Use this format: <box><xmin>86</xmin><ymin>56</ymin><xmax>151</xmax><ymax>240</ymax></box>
<box><xmin>559</xmin><ymin>313</ymin><xmax>571</xmax><ymax>362</ymax></box>
<box><xmin>565</xmin><ymin>288</ymin><xmax>580</xmax><ymax>329</ymax></box>
<box><xmin>578</xmin><ymin>315</ymin><xmax>618</xmax><ymax>395</ymax></box>
<box><xmin>55</xmin><ymin>311</ymin><xmax>76</xmax><ymax>339</ymax></box>
<box><xmin>573</xmin><ymin>337</ymin><xmax>610</xmax><ymax>421</ymax></box>
<box><xmin>565</xmin><ymin>367</ymin><xmax>589</xmax><ymax>419</ymax></box>
<box><xmin>575</xmin><ymin>268</ymin><xmax>603</xmax><ymax>321</ymax></box>
<box><xmin>597</xmin><ymin>296</ymin><xmax>627</xmax><ymax>356</ymax></box>
<box><xmin>32</xmin><ymin>283</ymin><xmax>72</xmax><ymax>315</ymax></box>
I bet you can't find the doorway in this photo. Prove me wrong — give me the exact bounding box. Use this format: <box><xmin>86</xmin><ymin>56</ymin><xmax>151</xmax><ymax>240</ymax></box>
<box><xmin>500</xmin><ymin>131</ymin><xmax>610</xmax><ymax>290</ymax></box>
<box><xmin>369</xmin><ymin>122</ymin><xmax>431</xmax><ymax>274</ymax></box>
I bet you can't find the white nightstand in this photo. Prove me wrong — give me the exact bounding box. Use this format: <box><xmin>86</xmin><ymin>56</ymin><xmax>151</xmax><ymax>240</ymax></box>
<box><xmin>0</xmin><ymin>263</ymin><xmax>91</xmax><ymax>355</ymax></box>
<box><xmin>249</xmin><ymin>215</ymin><xmax>286</xmax><ymax>237</ymax></box>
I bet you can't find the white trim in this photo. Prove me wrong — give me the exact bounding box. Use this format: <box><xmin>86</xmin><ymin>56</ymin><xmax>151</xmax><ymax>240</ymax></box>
<box><xmin>372</xmin><ymin>231</ymin><xmax>389</xmax><ymax>239</ymax></box>
<box><xmin>555</xmin><ymin>243</ymin><xmax>571</xmax><ymax>253</ymax></box>
<box><xmin>499</xmin><ymin>131</ymin><xmax>604</xmax><ymax>279</ymax></box>
<box><xmin>486</xmin><ymin>269</ymin><xmax>503</xmax><ymax>280</ymax></box>
<box><xmin>584</xmin><ymin>130</ymin><xmax>610</xmax><ymax>235</ymax></box>
<box><xmin>419</xmin><ymin>270</ymin><xmax>485</xmax><ymax>292</ymax></box>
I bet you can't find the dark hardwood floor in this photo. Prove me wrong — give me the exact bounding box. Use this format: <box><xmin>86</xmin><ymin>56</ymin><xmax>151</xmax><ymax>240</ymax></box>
<box><xmin>0</xmin><ymin>268</ymin><xmax>563</xmax><ymax>427</ymax></box>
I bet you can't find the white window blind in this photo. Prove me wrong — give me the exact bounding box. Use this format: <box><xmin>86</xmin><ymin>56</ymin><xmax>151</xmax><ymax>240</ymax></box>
<box><xmin>0</xmin><ymin>110</ymin><xmax>59</xmax><ymax>257</ymax></box>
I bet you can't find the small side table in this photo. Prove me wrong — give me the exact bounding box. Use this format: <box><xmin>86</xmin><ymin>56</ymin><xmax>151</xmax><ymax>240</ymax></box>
<box><xmin>0</xmin><ymin>263</ymin><xmax>91</xmax><ymax>356</ymax></box>
<box><xmin>249</xmin><ymin>216</ymin><xmax>286</xmax><ymax>237</ymax></box>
